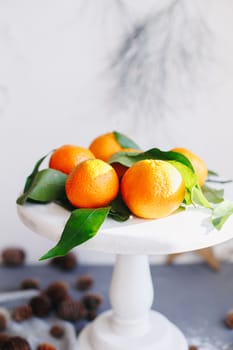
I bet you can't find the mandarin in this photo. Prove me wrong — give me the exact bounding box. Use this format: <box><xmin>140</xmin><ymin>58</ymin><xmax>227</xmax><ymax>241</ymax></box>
<box><xmin>121</xmin><ymin>159</ymin><xmax>185</xmax><ymax>219</ymax></box>
<box><xmin>49</xmin><ymin>145</ymin><xmax>95</xmax><ymax>175</ymax></box>
<box><xmin>65</xmin><ymin>159</ymin><xmax>119</xmax><ymax>208</ymax></box>
<box><xmin>89</xmin><ymin>132</ymin><xmax>123</xmax><ymax>162</ymax></box>
<box><xmin>171</xmin><ymin>147</ymin><xmax>208</xmax><ymax>186</ymax></box>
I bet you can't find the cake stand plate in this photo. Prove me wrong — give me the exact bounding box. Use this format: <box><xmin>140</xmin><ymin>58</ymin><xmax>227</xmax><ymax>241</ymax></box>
<box><xmin>17</xmin><ymin>202</ymin><xmax>233</xmax><ymax>350</ymax></box>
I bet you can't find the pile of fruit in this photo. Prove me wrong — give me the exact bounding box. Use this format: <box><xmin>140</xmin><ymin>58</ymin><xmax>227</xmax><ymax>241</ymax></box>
<box><xmin>17</xmin><ymin>131</ymin><xmax>233</xmax><ymax>260</ymax></box>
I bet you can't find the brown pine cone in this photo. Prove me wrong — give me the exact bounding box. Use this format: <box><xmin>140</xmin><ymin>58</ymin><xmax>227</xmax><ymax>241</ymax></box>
<box><xmin>2</xmin><ymin>336</ymin><xmax>31</xmax><ymax>350</ymax></box>
<box><xmin>45</xmin><ymin>281</ymin><xmax>69</xmax><ymax>308</ymax></box>
<box><xmin>29</xmin><ymin>294</ymin><xmax>52</xmax><ymax>317</ymax></box>
<box><xmin>224</xmin><ymin>310</ymin><xmax>233</xmax><ymax>328</ymax></box>
<box><xmin>50</xmin><ymin>252</ymin><xmax>78</xmax><ymax>271</ymax></box>
<box><xmin>20</xmin><ymin>278</ymin><xmax>40</xmax><ymax>290</ymax></box>
<box><xmin>0</xmin><ymin>333</ymin><xmax>10</xmax><ymax>346</ymax></box>
<box><xmin>82</xmin><ymin>294</ymin><xmax>102</xmax><ymax>311</ymax></box>
<box><xmin>1</xmin><ymin>248</ymin><xmax>26</xmax><ymax>267</ymax></box>
<box><xmin>86</xmin><ymin>310</ymin><xmax>97</xmax><ymax>322</ymax></box>
<box><xmin>49</xmin><ymin>324</ymin><xmax>65</xmax><ymax>339</ymax></box>
<box><xmin>12</xmin><ymin>304</ymin><xmax>32</xmax><ymax>322</ymax></box>
<box><xmin>189</xmin><ymin>346</ymin><xmax>198</xmax><ymax>350</ymax></box>
<box><xmin>76</xmin><ymin>275</ymin><xmax>94</xmax><ymax>292</ymax></box>
<box><xmin>57</xmin><ymin>299</ymin><xmax>85</xmax><ymax>322</ymax></box>
<box><xmin>36</xmin><ymin>343</ymin><xmax>56</xmax><ymax>350</ymax></box>
<box><xmin>0</xmin><ymin>313</ymin><xmax>7</xmax><ymax>331</ymax></box>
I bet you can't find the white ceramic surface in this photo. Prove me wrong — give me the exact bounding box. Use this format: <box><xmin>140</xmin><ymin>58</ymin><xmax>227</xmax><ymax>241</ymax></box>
<box><xmin>17</xmin><ymin>201</ymin><xmax>233</xmax><ymax>255</ymax></box>
<box><xmin>78</xmin><ymin>310</ymin><xmax>188</xmax><ymax>350</ymax></box>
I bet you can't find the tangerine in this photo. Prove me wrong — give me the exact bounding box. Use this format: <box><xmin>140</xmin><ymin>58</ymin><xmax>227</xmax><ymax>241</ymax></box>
<box><xmin>89</xmin><ymin>132</ymin><xmax>123</xmax><ymax>162</ymax></box>
<box><xmin>171</xmin><ymin>147</ymin><xmax>208</xmax><ymax>186</ymax></box>
<box><xmin>49</xmin><ymin>145</ymin><xmax>95</xmax><ymax>175</ymax></box>
<box><xmin>65</xmin><ymin>159</ymin><xmax>119</xmax><ymax>208</ymax></box>
<box><xmin>121</xmin><ymin>159</ymin><xmax>185</xmax><ymax>219</ymax></box>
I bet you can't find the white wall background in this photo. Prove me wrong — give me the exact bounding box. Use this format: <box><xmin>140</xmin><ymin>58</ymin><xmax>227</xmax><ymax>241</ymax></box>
<box><xmin>0</xmin><ymin>0</ymin><xmax>233</xmax><ymax>263</ymax></box>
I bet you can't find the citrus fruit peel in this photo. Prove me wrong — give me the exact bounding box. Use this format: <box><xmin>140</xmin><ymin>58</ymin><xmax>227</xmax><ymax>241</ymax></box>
<box><xmin>49</xmin><ymin>145</ymin><xmax>95</xmax><ymax>175</ymax></box>
<box><xmin>121</xmin><ymin>160</ymin><xmax>185</xmax><ymax>219</ymax></box>
<box><xmin>65</xmin><ymin>159</ymin><xmax>119</xmax><ymax>209</ymax></box>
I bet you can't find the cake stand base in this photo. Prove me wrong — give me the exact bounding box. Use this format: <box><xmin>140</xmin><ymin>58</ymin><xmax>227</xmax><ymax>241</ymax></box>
<box><xmin>78</xmin><ymin>310</ymin><xmax>188</xmax><ymax>350</ymax></box>
<box><xmin>77</xmin><ymin>254</ymin><xmax>188</xmax><ymax>350</ymax></box>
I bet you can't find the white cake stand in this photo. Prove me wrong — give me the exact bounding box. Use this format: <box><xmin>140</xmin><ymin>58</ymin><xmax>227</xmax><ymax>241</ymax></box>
<box><xmin>17</xmin><ymin>202</ymin><xmax>233</xmax><ymax>350</ymax></box>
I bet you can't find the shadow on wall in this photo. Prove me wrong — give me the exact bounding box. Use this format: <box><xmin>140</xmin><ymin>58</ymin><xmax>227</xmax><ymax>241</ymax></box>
<box><xmin>110</xmin><ymin>0</ymin><xmax>213</xmax><ymax>121</ymax></box>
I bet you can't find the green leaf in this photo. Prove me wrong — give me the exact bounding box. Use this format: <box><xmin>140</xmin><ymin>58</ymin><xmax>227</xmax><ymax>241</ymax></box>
<box><xmin>206</xmin><ymin>178</ymin><xmax>232</xmax><ymax>184</ymax></box>
<box><xmin>39</xmin><ymin>207</ymin><xmax>110</xmax><ymax>260</ymax></box>
<box><xmin>17</xmin><ymin>169</ymin><xmax>67</xmax><ymax>204</ymax></box>
<box><xmin>191</xmin><ymin>186</ymin><xmax>213</xmax><ymax>209</ymax></box>
<box><xmin>208</xmin><ymin>169</ymin><xmax>219</xmax><ymax>177</ymax></box>
<box><xmin>113</xmin><ymin>131</ymin><xmax>141</xmax><ymax>150</ymax></box>
<box><xmin>109</xmin><ymin>148</ymin><xmax>195</xmax><ymax>171</ymax></box>
<box><xmin>23</xmin><ymin>153</ymin><xmax>50</xmax><ymax>193</ymax></box>
<box><xmin>168</xmin><ymin>161</ymin><xmax>197</xmax><ymax>205</ymax></box>
<box><xmin>211</xmin><ymin>200</ymin><xmax>233</xmax><ymax>230</ymax></box>
<box><xmin>109</xmin><ymin>193</ymin><xmax>131</xmax><ymax>222</ymax></box>
<box><xmin>207</xmin><ymin>169</ymin><xmax>232</xmax><ymax>184</ymax></box>
<box><xmin>109</xmin><ymin>151</ymin><xmax>142</xmax><ymax>167</ymax></box>
<box><xmin>202</xmin><ymin>185</ymin><xmax>224</xmax><ymax>204</ymax></box>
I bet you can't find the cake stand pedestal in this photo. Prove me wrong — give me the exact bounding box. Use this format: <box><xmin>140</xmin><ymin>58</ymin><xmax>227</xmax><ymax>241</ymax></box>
<box><xmin>78</xmin><ymin>254</ymin><xmax>186</xmax><ymax>349</ymax></box>
<box><xmin>17</xmin><ymin>202</ymin><xmax>233</xmax><ymax>350</ymax></box>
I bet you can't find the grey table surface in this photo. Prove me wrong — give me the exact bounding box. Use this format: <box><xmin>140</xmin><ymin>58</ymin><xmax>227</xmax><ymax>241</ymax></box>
<box><xmin>0</xmin><ymin>262</ymin><xmax>233</xmax><ymax>349</ymax></box>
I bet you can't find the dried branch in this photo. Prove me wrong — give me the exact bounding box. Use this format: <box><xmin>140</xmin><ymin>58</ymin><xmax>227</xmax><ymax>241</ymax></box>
<box><xmin>110</xmin><ymin>0</ymin><xmax>213</xmax><ymax>121</ymax></box>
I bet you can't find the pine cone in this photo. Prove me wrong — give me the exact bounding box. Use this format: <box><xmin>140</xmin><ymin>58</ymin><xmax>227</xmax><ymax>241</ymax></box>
<box><xmin>224</xmin><ymin>310</ymin><xmax>233</xmax><ymax>328</ymax></box>
<box><xmin>29</xmin><ymin>294</ymin><xmax>52</xmax><ymax>317</ymax></box>
<box><xmin>2</xmin><ymin>336</ymin><xmax>31</xmax><ymax>350</ymax></box>
<box><xmin>57</xmin><ymin>299</ymin><xmax>85</xmax><ymax>321</ymax></box>
<box><xmin>0</xmin><ymin>333</ymin><xmax>10</xmax><ymax>346</ymax></box>
<box><xmin>49</xmin><ymin>324</ymin><xmax>65</xmax><ymax>339</ymax></box>
<box><xmin>76</xmin><ymin>275</ymin><xmax>94</xmax><ymax>292</ymax></box>
<box><xmin>36</xmin><ymin>343</ymin><xmax>56</xmax><ymax>350</ymax></box>
<box><xmin>86</xmin><ymin>310</ymin><xmax>97</xmax><ymax>322</ymax></box>
<box><xmin>1</xmin><ymin>248</ymin><xmax>26</xmax><ymax>266</ymax></box>
<box><xmin>50</xmin><ymin>253</ymin><xmax>78</xmax><ymax>271</ymax></box>
<box><xmin>82</xmin><ymin>294</ymin><xmax>102</xmax><ymax>311</ymax></box>
<box><xmin>12</xmin><ymin>304</ymin><xmax>32</xmax><ymax>322</ymax></box>
<box><xmin>45</xmin><ymin>281</ymin><xmax>69</xmax><ymax>308</ymax></box>
<box><xmin>20</xmin><ymin>278</ymin><xmax>40</xmax><ymax>290</ymax></box>
<box><xmin>0</xmin><ymin>313</ymin><xmax>7</xmax><ymax>331</ymax></box>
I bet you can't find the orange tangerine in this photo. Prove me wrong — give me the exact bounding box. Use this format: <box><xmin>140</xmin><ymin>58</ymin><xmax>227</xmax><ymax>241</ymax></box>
<box><xmin>121</xmin><ymin>159</ymin><xmax>185</xmax><ymax>219</ymax></box>
<box><xmin>89</xmin><ymin>132</ymin><xmax>124</xmax><ymax>162</ymax></box>
<box><xmin>171</xmin><ymin>147</ymin><xmax>208</xmax><ymax>186</ymax></box>
<box><xmin>65</xmin><ymin>159</ymin><xmax>119</xmax><ymax>208</ymax></box>
<box><xmin>49</xmin><ymin>145</ymin><xmax>95</xmax><ymax>175</ymax></box>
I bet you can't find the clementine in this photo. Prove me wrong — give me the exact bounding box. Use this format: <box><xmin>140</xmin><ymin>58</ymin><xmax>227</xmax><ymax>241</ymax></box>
<box><xmin>171</xmin><ymin>147</ymin><xmax>208</xmax><ymax>186</ymax></box>
<box><xmin>89</xmin><ymin>132</ymin><xmax>123</xmax><ymax>162</ymax></box>
<box><xmin>65</xmin><ymin>159</ymin><xmax>119</xmax><ymax>208</ymax></box>
<box><xmin>121</xmin><ymin>159</ymin><xmax>185</xmax><ymax>219</ymax></box>
<box><xmin>49</xmin><ymin>145</ymin><xmax>95</xmax><ymax>175</ymax></box>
